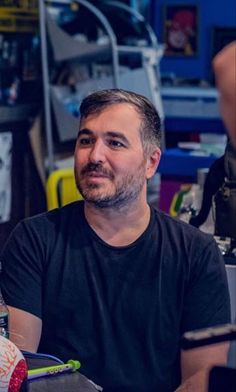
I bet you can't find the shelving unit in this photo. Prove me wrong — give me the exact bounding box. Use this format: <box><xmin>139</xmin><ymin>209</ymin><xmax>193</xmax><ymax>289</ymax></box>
<box><xmin>159</xmin><ymin>86</ymin><xmax>226</xmax><ymax>179</ymax></box>
<box><xmin>158</xmin><ymin>85</ymin><xmax>227</xmax><ymax>212</ymax></box>
<box><xmin>161</xmin><ymin>86</ymin><xmax>224</xmax><ymax>133</ymax></box>
<box><xmin>0</xmin><ymin>3</ymin><xmax>38</xmax><ymax>33</ymax></box>
<box><xmin>39</xmin><ymin>0</ymin><xmax>165</xmax><ymax>173</ymax></box>
<box><xmin>0</xmin><ymin>1</ymin><xmax>45</xmax><ymax>246</ymax></box>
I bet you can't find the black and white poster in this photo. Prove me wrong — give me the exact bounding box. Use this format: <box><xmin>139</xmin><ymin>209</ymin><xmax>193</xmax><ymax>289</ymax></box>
<box><xmin>0</xmin><ymin>133</ymin><xmax>12</xmax><ymax>223</ymax></box>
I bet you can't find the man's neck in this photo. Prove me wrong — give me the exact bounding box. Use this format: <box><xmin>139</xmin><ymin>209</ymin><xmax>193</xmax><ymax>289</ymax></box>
<box><xmin>84</xmin><ymin>198</ymin><xmax>151</xmax><ymax>247</ymax></box>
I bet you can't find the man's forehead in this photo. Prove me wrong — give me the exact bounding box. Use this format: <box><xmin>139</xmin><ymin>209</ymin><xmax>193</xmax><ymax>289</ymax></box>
<box><xmin>80</xmin><ymin>102</ymin><xmax>140</xmax><ymax>122</ymax></box>
<box><xmin>78</xmin><ymin>103</ymin><xmax>143</xmax><ymax>144</ymax></box>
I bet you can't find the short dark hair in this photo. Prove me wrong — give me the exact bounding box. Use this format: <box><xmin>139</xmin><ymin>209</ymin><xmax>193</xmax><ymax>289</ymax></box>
<box><xmin>79</xmin><ymin>89</ymin><xmax>161</xmax><ymax>152</ymax></box>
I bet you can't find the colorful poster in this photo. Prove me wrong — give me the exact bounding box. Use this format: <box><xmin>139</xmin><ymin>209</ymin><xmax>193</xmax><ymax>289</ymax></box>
<box><xmin>163</xmin><ymin>5</ymin><xmax>198</xmax><ymax>56</ymax></box>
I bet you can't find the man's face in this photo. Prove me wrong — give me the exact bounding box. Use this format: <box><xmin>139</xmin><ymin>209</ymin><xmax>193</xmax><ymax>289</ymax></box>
<box><xmin>74</xmin><ymin>103</ymin><xmax>158</xmax><ymax>208</ymax></box>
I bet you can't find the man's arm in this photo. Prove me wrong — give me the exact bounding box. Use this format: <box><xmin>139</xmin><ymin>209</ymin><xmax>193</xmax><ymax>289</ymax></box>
<box><xmin>1</xmin><ymin>220</ymin><xmax>45</xmax><ymax>351</ymax></box>
<box><xmin>8</xmin><ymin>305</ymin><xmax>42</xmax><ymax>352</ymax></box>
<box><xmin>175</xmin><ymin>343</ymin><xmax>229</xmax><ymax>392</ymax></box>
<box><xmin>175</xmin><ymin>235</ymin><xmax>231</xmax><ymax>392</ymax></box>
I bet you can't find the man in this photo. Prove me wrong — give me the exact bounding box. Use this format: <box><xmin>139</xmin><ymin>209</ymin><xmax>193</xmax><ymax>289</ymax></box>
<box><xmin>1</xmin><ymin>89</ymin><xmax>230</xmax><ymax>392</ymax></box>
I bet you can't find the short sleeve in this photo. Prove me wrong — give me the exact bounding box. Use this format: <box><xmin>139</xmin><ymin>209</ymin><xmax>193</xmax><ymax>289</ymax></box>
<box><xmin>0</xmin><ymin>220</ymin><xmax>45</xmax><ymax>318</ymax></box>
<box><xmin>181</xmin><ymin>238</ymin><xmax>231</xmax><ymax>333</ymax></box>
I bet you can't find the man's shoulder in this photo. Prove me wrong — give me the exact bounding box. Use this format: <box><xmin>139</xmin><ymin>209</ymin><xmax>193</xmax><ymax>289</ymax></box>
<box><xmin>6</xmin><ymin>201</ymin><xmax>85</xmax><ymax>245</ymax></box>
<box><xmin>152</xmin><ymin>207</ymin><xmax>215</xmax><ymax>246</ymax></box>
<box><xmin>24</xmin><ymin>200</ymin><xmax>84</xmax><ymax>226</ymax></box>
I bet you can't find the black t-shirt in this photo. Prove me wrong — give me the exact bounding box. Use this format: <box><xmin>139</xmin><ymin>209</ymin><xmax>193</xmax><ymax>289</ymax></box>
<box><xmin>0</xmin><ymin>202</ymin><xmax>231</xmax><ymax>392</ymax></box>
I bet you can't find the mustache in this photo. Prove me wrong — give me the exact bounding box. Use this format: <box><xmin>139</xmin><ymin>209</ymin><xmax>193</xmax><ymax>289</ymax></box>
<box><xmin>81</xmin><ymin>162</ymin><xmax>114</xmax><ymax>178</ymax></box>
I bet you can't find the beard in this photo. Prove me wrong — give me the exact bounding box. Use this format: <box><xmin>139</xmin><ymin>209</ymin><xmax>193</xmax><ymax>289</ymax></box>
<box><xmin>75</xmin><ymin>161</ymin><xmax>147</xmax><ymax>209</ymax></box>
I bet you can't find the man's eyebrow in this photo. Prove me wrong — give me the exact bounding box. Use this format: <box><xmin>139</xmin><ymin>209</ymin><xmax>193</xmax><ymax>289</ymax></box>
<box><xmin>77</xmin><ymin>128</ymin><xmax>93</xmax><ymax>137</ymax></box>
<box><xmin>106</xmin><ymin>131</ymin><xmax>129</xmax><ymax>145</ymax></box>
<box><xmin>77</xmin><ymin>129</ymin><xmax>130</xmax><ymax>145</ymax></box>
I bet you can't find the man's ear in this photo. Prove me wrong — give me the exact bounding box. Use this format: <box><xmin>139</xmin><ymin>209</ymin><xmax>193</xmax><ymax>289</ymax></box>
<box><xmin>146</xmin><ymin>148</ymin><xmax>161</xmax><ymax>179</ymax></box>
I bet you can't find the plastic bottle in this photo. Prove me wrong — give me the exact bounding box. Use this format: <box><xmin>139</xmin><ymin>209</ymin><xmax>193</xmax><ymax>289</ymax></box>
<box><xmin>178</xmin><ymin>184</ymin><xmax>203</xmax><ymax>223</ymax></box>
<box><xmin>0</xmin><ymin>288</ymin><xmax>9</xmax><ymax>338</ymax></box>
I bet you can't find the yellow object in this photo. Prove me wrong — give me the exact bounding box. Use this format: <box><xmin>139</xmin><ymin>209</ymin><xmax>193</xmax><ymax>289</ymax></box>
<box><xmin>46</xmin><ymin>168</ymin><xmax>83</xmax><ymax>211</ymax></box>
<box><xmin>0</xmin><ymin>7</ymin><xmax>38</xmax><ymax>33</ymax></box>
<box><xmin>169</xmin><ymin>184</ymin><xmax>192</xmax><ymax>217</ymax></box>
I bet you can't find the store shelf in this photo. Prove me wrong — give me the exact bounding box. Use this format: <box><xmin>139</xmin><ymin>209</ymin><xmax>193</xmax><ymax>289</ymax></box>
<box><xmin>0</xmin><ymin>104</ymin><xmax>38</xmax><ymax>125</ymax></box>
<box><xmin>46</xmin><ymin>13</ymin><xmax>111</xmax><ymax>62</ymax></box>
<box><xmin>158</xmin><ymin>148</ymin><xmax>218</xmax><ymax>179</ymax></box>
<box><xmin>158</xmin><ymin>86</ymin><xmax>226</xmax><ymax>179</ymax></box>
<box><xmin>164</xmin><ymin>117</ymin><xmax>225</xmax><ymax>134</ymax></box>
<box><xmin>161</xmin><ymin>86</ymin><xmax>225</xmax><ymax>133</ymax></box>
<box><xmin>0</xmin><ymin>6</ymin><xmax>38</xmax><ymax>33</ymax></box>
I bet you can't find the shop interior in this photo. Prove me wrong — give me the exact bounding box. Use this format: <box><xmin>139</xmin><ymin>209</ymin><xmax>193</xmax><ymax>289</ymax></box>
<box><xmin>1</xmin><ymin>1</ymin><xmax>236</xmax><ymax>241</ymax></box>
<box><xmin>0</xmin><ymin>0</ymin><xmax>235</xmax><ymax>389</ymax></box>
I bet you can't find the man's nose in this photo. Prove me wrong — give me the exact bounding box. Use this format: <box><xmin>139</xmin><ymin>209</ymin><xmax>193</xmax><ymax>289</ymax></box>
<box><xmin>89</xmin><ymin>140</ymin><xmax>106</xmax><ymax>163</ymax></box>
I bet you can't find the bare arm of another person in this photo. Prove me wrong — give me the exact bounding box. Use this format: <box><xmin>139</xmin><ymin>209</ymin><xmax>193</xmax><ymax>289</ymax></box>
<box><xmin>8</xmin><ymin>305</ymin><xmax>42</xmax><ymax>352</ymax></box>
<box><xmin>213</xmin><ymin>41</ymin><xmax>236</xmax><ymax>147</ymax></box>
<box><xmin>174</xmin><ymin>235</ymin><xmax>231</xmax><ymax>392</ymax></box>
<box><xmin>175</xmin><ymin>343</ymin><xmax>229</xmax><ymax>392</ymax></box>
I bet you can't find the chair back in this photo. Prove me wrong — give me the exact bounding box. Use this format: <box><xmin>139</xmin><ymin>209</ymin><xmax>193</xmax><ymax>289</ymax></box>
<box><xmin>46</xmin><ymin>168</ymin><xmax>83</xmax><ymax>210</ymax></box>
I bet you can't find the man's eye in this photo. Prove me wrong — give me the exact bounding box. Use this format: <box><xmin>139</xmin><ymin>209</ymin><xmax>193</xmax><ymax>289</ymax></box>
<box><xmin>78</xmin><ymin>138</ymin><xmax>92</xmax><ymax>146</ymax></box>
<box><xmin>108</xmin><ymin>140</ymin><xmax>125</xmax><ymax>148</ymax></box>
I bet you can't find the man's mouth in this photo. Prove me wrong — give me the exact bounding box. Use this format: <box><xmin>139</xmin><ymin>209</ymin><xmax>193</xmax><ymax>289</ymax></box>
<box><xmin>86</xmin><ymin>171</ymin><xmax>110</xmax><ymax>178</ymax></box>
<box><xmin>81</xmin><ymin>164</ymin><xmax>113</xmax><ymax>180</ymax></box>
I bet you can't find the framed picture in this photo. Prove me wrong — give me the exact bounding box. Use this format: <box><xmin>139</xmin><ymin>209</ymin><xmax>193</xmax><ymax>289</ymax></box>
<box><xmin>163</xmin><ymin>4</ymin><xmax>198</xmax><ymax>56</ymax></box>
